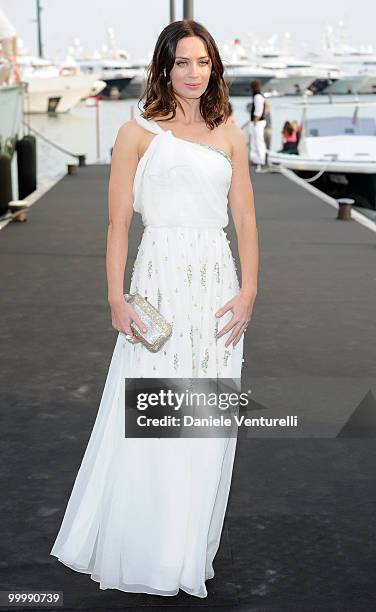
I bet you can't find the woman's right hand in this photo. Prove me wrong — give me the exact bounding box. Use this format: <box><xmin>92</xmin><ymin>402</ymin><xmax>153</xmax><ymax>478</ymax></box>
<box><xmin>108</xmin><ymin>297</ymin><xmax>147</xmax><ymax>343</ymax></box>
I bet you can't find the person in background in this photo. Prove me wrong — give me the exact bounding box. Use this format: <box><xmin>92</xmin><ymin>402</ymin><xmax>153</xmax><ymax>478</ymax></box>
<box><xmin>263</xmin><ymin>98</ymin><xmax>272</xmax><ymax>152</ymax></box>
<box><xmin>291</xmin><ymin>120</ymin><xmax>302</xmax><ymax>147</ymax></box>
<box><xmin>279</xmin><ymin>121</ymin><xmax>298</xmax><ymax>154</ymax></box>
<box><xmin>249</xmin><ymin>79</ymin><xmax>267</xmax><ymax>171</ymax></box>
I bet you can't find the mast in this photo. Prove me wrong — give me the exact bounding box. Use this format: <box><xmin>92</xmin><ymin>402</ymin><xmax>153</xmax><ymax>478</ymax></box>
<box><xmin>169</xmin><ymin>0</ymin><xmax>175</xmax><ymax>22</ymax></box>
<box><xmin>36</xmin><ymin>0</ymin><xmax>43</xmax><ymax>58</ymax></box>
<box><xmin>183</xmin><ymin>0</ymin><xmax>193</xmax><ymax>19</ymax></box>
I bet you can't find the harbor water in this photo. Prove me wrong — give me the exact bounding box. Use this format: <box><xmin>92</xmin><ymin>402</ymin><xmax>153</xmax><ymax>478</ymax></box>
<box><xmin>20</xmin><ymin>93</ymin><xmax>376</xmax><ymax>192</ymax></box>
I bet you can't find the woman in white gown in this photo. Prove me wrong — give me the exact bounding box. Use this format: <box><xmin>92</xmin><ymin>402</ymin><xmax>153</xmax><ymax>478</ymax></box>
<box><xmin>50</xmin><ymin>20</ymin><xmax>259</xmax><ymax>599</ymax></box>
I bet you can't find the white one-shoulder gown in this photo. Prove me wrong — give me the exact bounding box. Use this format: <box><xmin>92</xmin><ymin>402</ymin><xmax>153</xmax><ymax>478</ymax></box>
<box><xmin>50</xmin><ymin>116</ymin><xmax>244</xmax><ymax>598</ymax></box>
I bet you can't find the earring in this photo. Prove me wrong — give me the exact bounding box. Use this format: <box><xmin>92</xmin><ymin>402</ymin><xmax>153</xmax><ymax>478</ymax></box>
<box><xmin>163</xmin><ymin>68</ymin><xmax>171</xmax><ymax>85</ymax></box>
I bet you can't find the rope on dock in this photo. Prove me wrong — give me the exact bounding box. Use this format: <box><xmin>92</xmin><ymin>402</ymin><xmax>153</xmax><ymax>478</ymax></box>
<box><xmin>21</xmin><ymin>120</ymin><xmax>83</xmax><ymax>161</ymax></box>
<box><xmin>297</xmin><ymin>156</ymin><xmax>338</xmax><ymax>183</ymax></box>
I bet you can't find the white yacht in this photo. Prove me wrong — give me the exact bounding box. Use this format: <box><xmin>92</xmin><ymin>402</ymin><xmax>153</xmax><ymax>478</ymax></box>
<box><xmin>75</xmin><ymin>56</ymin><xmax>138</xmax><ymax>99</ymax></box>
<box><xmin>223</xmin><ymin>63</ymin><xmax>275</xmax><ymax>96</ymax></box>
<box><xmin>318</xmin><ymin>22</ymin><xmax>376</xmax><ymax>94</ymax></box>
<box><xmin>256</xmin><ymin>55</ymin><xmax>325</xmax><ymax>96</ymax></box>
<box><xmin>17</xmin><ymin>52</ymin><xmax>105</xmax><ymax>113</ymax></box>
<box><xmin>220</xmin><ymin>38</ymin><xmax>275</xmax><ymax>95</ymax></box>
<box><xmin>68</xmin><ymin>30</ymin><xmax>143</xmax><ymax>99</ymax></box>
<box><xmin>246</xmin><ymin>34</ymin><xmax>327</xmax><ymax>95</ymax></box>
<box><xmin>323</xmin><ymin>53</ymin><xmax>376</xmax><ymax>95</ymax></box>
<box><xmin>268</xmin><ymin>100</ymin><xmax>376</xmax><ymax>210</ymax></box>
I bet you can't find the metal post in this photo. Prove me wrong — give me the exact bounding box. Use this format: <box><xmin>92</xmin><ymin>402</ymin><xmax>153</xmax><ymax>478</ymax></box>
<box><xmin>169</xmin><ymin>0</ymin><xmax>176</xmax><ymax>22</ymax></box>
<box><xmin>36</xmin><ymin>0</ymin><xmax>43</xmax><ymax>58</ymax></box>
<box><xmin>95</xmin><ymin>96</ymin><xmax>100</xmax><ymax>161</ymax></box>
<box><xmin>183</xmin><ymin>0</ymin><xmax>193</xmax><ymax>19</ymax></box>
<box><xmin>327</xmin><ymin>72</ymin><xmax>333</xmax><ymax>104</ymax></box>
<box><xmin>336</xmin><ymin>198</ymin><xmax>354</xmax><ymax>220</ymax></box>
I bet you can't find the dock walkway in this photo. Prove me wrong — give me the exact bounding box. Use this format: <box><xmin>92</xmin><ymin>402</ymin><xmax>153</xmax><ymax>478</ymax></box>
<box><xmin>1</xmin><ymin>164</ymin><xmax>375</xmax><ymax>611</ymax></box>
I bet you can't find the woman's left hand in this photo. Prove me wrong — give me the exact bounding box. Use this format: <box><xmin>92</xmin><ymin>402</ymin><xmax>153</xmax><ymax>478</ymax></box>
<box><xmin>215</xmin><ymin>289</ymin><xmax>257</xmax><ymax>348</ymax></box>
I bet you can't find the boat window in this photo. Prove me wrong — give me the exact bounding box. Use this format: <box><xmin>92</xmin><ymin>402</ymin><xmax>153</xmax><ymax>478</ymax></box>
<box><xmin>305</xmin><ymin>116</ymin><xmax>376</xmax><ymax>137</ymax></box>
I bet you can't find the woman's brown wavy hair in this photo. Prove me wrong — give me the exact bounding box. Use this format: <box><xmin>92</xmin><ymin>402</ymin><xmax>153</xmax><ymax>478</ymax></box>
<box><xmin>138</xmin><ymin>20</ymin><xmax>230</xmax><ymax>129</ymax></box>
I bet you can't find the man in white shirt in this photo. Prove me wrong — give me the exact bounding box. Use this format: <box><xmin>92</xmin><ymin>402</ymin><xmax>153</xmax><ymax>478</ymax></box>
<box><xmin>249</xmin><ymin>80</ymin><xmax>267</xmax><ymax>170</ymax></box>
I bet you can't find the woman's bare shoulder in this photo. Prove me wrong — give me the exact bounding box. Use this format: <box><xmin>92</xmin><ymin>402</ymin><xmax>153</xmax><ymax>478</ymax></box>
<box><xmin>116</xmin><ymin>118</ymin><xmax>143</xmax><ymax>140</ymax></box>
<box><xmin>113</xmin><ymin>119</ymin><xmax>148</xmax><ymax>159</ymax></box>
<box><xmin>221</xmin><ymin>122</ymin><xmax>247</xmax><ymax>154</ymax></box>
<box><xmin>222</xmin><ymin>121</ymin><xmax>244</xmax><ymax>139</ymax></box>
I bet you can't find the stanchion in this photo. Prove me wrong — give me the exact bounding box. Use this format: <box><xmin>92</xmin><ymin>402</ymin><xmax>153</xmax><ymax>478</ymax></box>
<box><xmin>336</xmin><ymin>198</ymin><xmax>354</xmax><ymax>220</ymax></box>
<box><xmin>0</xmin><ymin>153</ymin><xmax>12</xmax><ymax>215</ymax></box>
<box><xmin>9</xmin><ymin>201</ymin><xmax>28</xmax><ymax>222</ymax></box>
<box><xmin>94</xmin><ymin>95</ymin><xmax>100</xmax><ymax>161</ymax></box>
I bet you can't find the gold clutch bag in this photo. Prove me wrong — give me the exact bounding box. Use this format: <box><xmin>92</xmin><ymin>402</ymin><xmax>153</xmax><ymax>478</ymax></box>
<box><xmin>123</xmin><ymin>292</ymin><xmax>173</xmax><ymax>353</ymax></box>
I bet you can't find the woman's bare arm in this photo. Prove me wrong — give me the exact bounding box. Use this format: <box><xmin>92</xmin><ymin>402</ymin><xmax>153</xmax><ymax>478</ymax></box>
<box><xmin>215</xmin><ymin>123</ymin><xmax>259</xmax><ymax>347</ymax></box>
<box><xmin>107</xmin><ymin>120</ymin><xmax>146</xmax><ymax>337</ymax></box>
<box><xmin>107</xmin><ymin>121</ymin><xmax>138</xmax><ymax>304</ymax></box>
<box><xmin>227</xmin><ymin>123</ymin><xmax>259</xmax><ymax>298</ymax></box>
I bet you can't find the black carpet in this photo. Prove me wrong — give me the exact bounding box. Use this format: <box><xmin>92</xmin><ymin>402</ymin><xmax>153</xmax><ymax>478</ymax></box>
<box><xmin>1</xmin><ymin>164</ymin><xmax>375</xmax><ymax>611</ymax></box>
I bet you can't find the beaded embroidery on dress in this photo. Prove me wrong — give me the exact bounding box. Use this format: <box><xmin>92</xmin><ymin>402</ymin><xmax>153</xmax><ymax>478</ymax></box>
<box><xmin>50</xmin><ymin>115</ymin><xmax>244</xmax><ymax>598</ymax></box>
